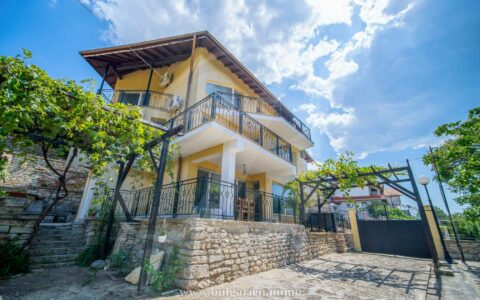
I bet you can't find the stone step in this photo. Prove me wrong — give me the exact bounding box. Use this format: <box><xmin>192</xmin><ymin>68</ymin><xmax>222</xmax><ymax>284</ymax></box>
<box><xmin>34</xmin><ymin>234</ymin><xmax>79</xmax><ymax>239</ymax></box>
<box><xmin>37</xmin><ymin>228</ymin><xmax>80</xmax><ymax>233</ymax></box>
<box><xmin>29</xmin><ymin>246</ymin><xmax>85</xmax><ymax>256</ymax></box>
<box><xmin>30</xmin><ymin>240</ymin><xmax>78</xmax><ymax>247</ymax></box>
<box><xmin>31</xmin><ymin>261</ymin><xmax>76</xmax><ymax>269</ymax></box>
<box><xmin>39</xmin><ymin>225</ymin><xmax>73</xmax><ymax>230</ymax></box>
<box><xmin>30</xmin><ymin>253</ymin><xmax>78</xmax><ymax>264</ymax></box>
<box><xmin>35</xmin><ymin>235</ymin><xmax>75</xmax><ymax>242</ymax></box>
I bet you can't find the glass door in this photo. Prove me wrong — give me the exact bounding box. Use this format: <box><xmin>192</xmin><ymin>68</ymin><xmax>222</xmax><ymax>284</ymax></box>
<box><xmin>195</xmin><ymin>169</ymin><xmax>221</xmax><ymax>216</ymax></box>
<box><xmin>253</xmin><ymin>181</ymin><xmax>262</xmax><ymax>221</ymax></box>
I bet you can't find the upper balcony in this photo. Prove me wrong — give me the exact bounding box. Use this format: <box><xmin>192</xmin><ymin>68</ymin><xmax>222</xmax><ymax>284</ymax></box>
<box><xmin>216</xmin><ymin>92</ymin><xmax>313</xmax><ymax>150</ymax></box>
<box><xmin>164</xmin><ymin>93</ymin><xmax>293</xmax><ymax>165</ymax></box>
<box><xmin>100</xmin><ymin>89</ymin><xmax>176</xmax><ymax>111</ymax></box>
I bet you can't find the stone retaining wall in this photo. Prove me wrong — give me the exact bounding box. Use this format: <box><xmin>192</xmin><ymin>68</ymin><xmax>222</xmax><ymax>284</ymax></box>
<box><xmin>113</xmin><ymin>218</ymin><xmax>353</xmax><ymax>290</ymax></box>
<box><xmin>0</xmin><ymin>154</ymin><xmax>88</xmax><ymax>244</ymax></box>
<box><xmin>445</xmin><ymin>240</ymin><xmax>480</xmax><ymax>261</ymax></box>
<box><xmin>0</xmin><ymin>196</ymin><xmax>38</xmax><ymax>244</ymax></box>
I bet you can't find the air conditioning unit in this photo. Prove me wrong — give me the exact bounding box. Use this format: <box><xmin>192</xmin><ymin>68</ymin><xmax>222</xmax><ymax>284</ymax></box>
<box><xmin>159</xmin><ymin>72</ymin><xmax>173</xmax><ymax>87</ymax></box>
<box><xmin>168</xmin><ymin>96</ymin><xmax>183</xmax><ymax>111</ymax></box>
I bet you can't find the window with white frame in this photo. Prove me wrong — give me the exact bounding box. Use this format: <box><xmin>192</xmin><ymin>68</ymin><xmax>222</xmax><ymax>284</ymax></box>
<box><xmin>206</xmin><ymin>82</ymin><xmax>236</xmax><ymax>104</ymax></box>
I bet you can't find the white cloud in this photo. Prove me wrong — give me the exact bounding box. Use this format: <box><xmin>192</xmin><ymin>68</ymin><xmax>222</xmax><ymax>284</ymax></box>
<box><xmin>83</xmin><ymin>0</ymin><xmax>417</xmax><ymax>159</ymax></box>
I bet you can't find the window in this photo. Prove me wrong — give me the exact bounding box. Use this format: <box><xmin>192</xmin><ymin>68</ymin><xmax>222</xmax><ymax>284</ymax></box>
<box><xmin>206</xmin><ymin>82</ymin><xmax>236</xmax><ymax>105</ymax></box>
<box><xmin>120</xmin><ymin>91</ymin><xmax>142</xmax><ymax>106</ymax></box>
<box><xmin>237</xmin><ymin>180</ymin><xmax>247</xmax><ymax>199</ymax></box>
<box><xmin>272</xmin><ymin>183</ymin><xmax>293</xmax><ymax>215</ymax></box>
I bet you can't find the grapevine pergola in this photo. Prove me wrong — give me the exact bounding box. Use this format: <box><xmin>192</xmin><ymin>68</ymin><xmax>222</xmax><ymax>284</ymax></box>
<box><xmin>298</xmin><ymin>160</ymin><xmax>440</xmax><ymax>267</ymax></box>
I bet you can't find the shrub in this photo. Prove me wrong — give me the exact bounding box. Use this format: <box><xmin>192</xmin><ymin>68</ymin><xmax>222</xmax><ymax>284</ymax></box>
<box><xmin>145</xmin><ymin>246</ymin><xmax>183</xmax><ymax>291</ymax></box>
<box><xmin>108</xmin><ymin>249</ymin><xmax>133</xmax><ymax>275</ymax></box>
<box><xmin>76</xmin><ymin>243</ymin><xmax>102</xmax><ymax>267</ymax></box>
<box><xmin>0</xmin><ymin>239</ymin><xmax>30</xmax><ymax>277</ymax></box>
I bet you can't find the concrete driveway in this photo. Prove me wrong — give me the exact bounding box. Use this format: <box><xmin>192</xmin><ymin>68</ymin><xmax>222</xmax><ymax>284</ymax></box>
<box><xmin>164</xmin><ymin>252</ymin><xmax>436</xmax><ymax>299</ymax></box>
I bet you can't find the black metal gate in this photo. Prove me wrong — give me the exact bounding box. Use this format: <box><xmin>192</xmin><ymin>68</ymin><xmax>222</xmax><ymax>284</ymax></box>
<box><xmin>357</xmin><ymin>220</ymin><xmax>431</xmax><ymax>258</ymax></box>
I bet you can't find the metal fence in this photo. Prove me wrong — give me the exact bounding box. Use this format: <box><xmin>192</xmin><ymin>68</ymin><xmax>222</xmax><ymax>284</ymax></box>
<box><xmin>438</xmin><ymin>218</ymin><xmax>480</xmax><ymax>241</ymax></box>
<box><xmin>100</xmin><ymin>89</ymin><xmax>175</xmax><ymax>111</ymax></box>
<box><xmin>303</xmin><ymin>208</ymin><xmax>350</xmax><ymax>232</ymax></box>
<box><xmin>103</xmin><ymin>177</ymin><xmax>296</xmax><ymax>223</ymax></box>
<box><xmin>216</xmin><ymin>91</ymin><xmax>312</xmax><ymax>141</ymax></box>
<box><xmin>356</xmin><ymin>203</ymin><xmax>420</xmax><ymax>221</ymax></box>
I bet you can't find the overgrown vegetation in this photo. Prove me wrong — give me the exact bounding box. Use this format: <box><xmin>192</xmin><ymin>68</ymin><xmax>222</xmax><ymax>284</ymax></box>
<box><xmin>423</xmin><ymin>106</ymin><xmax>480</xmax><ymax>221</ymax></box>
<box><xmin>108</xmin><ymin>249</ymin><xmax>134</xmax><ymax>275</ymax></box>
<box><xmin>76</xmin><ymin>199</ymin><xmax>114</xmax><ymax>266</ymax></box>
<box><xmin>0</xmin><ymin>239</ymin><xmax>30</xmax><ymax>277</ymax></box>
<box><xmin>453</xmin><ymin>214</ymin><xmax>480</xmax><ymax>240</ymax></box>
<box><xmin>144</xmin><ymin>246</ymin><xmax>183</xmax><ymax>291</ymax></box>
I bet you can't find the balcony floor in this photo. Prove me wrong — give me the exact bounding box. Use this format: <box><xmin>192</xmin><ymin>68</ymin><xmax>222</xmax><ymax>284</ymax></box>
<box><xmin>173</xmin><ymin>122</ymin><xmax>297</xmax><ymax>184</ymax></box>
<box><xmin>249</xmin><ymin>113</ymin><xmax>314</xmax><ymax>150</ymax></box>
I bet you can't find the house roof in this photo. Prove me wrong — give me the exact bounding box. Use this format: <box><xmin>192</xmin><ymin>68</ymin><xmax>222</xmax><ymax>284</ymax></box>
<box><xmin>383</xmin><ymin>188</ymin><xmax>402</xmax><ymax>197</ymax></box>
<box><xmin>79</xmin><ymin>31</ymin><xmax>294</xmax><ymax>119</ymax></box>
<box><xmin>331</xmin><ymin>195</ymin><xmax>387</xmax><ymax>203</ymax></box>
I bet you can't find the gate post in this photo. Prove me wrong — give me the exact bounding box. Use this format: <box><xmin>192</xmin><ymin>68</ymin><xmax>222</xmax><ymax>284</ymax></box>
<box><xmin>424</xmin><ymin>205</ymin><xmax>445</xmax><ymax>260</ymax></box>
<box><xmin>349</xmin><ymin>208</ymin><xmax>362</xmax><ymax>252</ymax></box>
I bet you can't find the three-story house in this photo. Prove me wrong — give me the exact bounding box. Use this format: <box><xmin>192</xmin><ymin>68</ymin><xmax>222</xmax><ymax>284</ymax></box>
<box><xmin>77</xmin><ymin>31</ymin><xmax>314</xmax><ymax>223</ymax></box>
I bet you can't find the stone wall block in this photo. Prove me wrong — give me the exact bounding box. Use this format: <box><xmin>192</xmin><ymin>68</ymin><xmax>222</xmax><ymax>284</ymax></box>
<box><xmin>113</xmin><ymin>217</ymin><xmax>354</xmax><ymax>291</ymax></box>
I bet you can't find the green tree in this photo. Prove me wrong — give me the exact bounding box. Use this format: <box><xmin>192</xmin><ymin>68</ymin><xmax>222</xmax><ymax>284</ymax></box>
<box><xmin>423</xmin><ymin>106</ymin><xmax>480</xmax><ymax>220</ymax></box>
<box><xmin>451</xmin><ymin>213</ymin><xmax>480</xmax><ymax>240</ymax></box>
<box><xmin>0</xmin><ymin>50</ymin><xmax>163</xmax><ymax>250</ymax></box>
<box><xmin>433</xmin><ymin>206</ymin><xmax>448</xmax><ymax>220</ymax></box>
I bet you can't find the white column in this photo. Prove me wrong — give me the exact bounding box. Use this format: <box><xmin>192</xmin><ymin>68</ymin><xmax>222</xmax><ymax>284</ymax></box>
<box><xmin>76</xmin><ymin>171</ymin><xmax>96</xmax><ymax>220</ymax></box>
<box><xmin>220</xmin><ymin>140</ymin><xmax>244</xmax><ymax>218</ymax></box>
<box><xmin>76</xmin><ymin>166</ymin><xmax>115</xmax><ymax>220</ymax></box>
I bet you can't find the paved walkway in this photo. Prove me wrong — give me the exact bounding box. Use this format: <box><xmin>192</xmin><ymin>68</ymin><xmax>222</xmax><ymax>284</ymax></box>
<box><xmin>164</xmin><ymin>252</ymin><xmax>435</xmax><ymax>299</ymax></box>
<box><xmin>3</xmin><ymin>252</ymin><xmax>478</xmax><ymax>299</ymax></box>
<box><xmin>438</xmin><ymin>260</ymin><xmax>480</xmax><ymax>300</ymax></box>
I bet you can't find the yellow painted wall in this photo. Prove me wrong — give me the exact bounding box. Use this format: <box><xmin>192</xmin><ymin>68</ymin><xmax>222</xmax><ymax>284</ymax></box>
<box><xmin>193</xmin><ymin>48</ymin><xmax>259</xmax><ymax>104</ymax></box>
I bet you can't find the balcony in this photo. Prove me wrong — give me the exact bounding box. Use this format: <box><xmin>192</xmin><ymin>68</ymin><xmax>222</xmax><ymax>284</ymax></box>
<box><xmin>100</xmin><ymin>89</ymin><xmax>175</xmax><ymax>111</ymax></box>
<box><xmin>164</xmin><ymin>93</ymin><xmax>293</xmax><ymax>163</ymax></box>
<box><xmin>216</xmin><ymin>92</ymin><xmax>313</xmax><ymax>149</ymax></box>
<box><xmin>110</xmin><ymin>177</ymin><xmax>296</xmax><ymax>223</ymax></box>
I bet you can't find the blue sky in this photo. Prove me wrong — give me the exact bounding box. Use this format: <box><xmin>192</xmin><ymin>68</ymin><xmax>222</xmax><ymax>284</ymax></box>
<box><xmin>1</xmin><ymin>0</ymin><xmax>479</xmax><ymax>213</ymax></box>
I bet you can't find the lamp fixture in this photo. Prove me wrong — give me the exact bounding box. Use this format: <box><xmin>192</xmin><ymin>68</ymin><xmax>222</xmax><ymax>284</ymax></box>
<box><xmin>417</xmin><ymin>175</ymin><xmax>430</xmax><ymax>186</ymax></box>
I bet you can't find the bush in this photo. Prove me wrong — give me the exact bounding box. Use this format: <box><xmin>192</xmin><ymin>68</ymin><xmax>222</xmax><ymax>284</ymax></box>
<box><xmin>76</xmin><ymin>243</ymin><xmax>102</xmax><ymax>267</ymax></box>
<box><xmin>145</xmin><ymin>246</ymin><xmax>183</xmax><ymax>291</ymax></box>
<box><xmin>454</xmin><ymin>215</ymin><xmax>480</xmax><ymax>240</ymax></box>
<box><xmin>108</xmin><ymin>249</ymin><xmax>133</xmax><ymax>275</ymax></box>
<box><xmin>0</xmin><ymin>239</ymin><xmax>30</xmax><ymax>277</ymax></box>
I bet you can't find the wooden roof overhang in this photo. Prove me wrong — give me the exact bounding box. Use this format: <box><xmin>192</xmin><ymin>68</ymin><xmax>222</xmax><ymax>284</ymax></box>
<box><xmin>80</xmin><ymin>31</ymin><xmax>295</xmax><ymax>121</ymax></box>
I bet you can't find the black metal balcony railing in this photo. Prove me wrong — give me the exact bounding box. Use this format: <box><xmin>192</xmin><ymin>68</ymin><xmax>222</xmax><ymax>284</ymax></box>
<box><xmin>164</xmin><ymin>93</ymin><xmax>293</xmax><ymax>163</ymax></box>
<box><xmin>100</xmin><ymin>89</ymin><xmax>175</xmax><ymax>111</ymax></box>
<box><xmin>216</xmin><ymin>92</ymin><xmax>312</xmax><ymax>141</ymax></box>
<box><xmin>107</xmin><ymin>177</ymin><xmax>295</xmax><ymax>223</ymax></box>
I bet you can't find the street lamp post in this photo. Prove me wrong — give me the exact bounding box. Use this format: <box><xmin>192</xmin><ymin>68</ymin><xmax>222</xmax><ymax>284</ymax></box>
<box><xmin>417</xmin><ymin>175</ymin><xmax>452</xmax><ymax>263</ymax></box>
